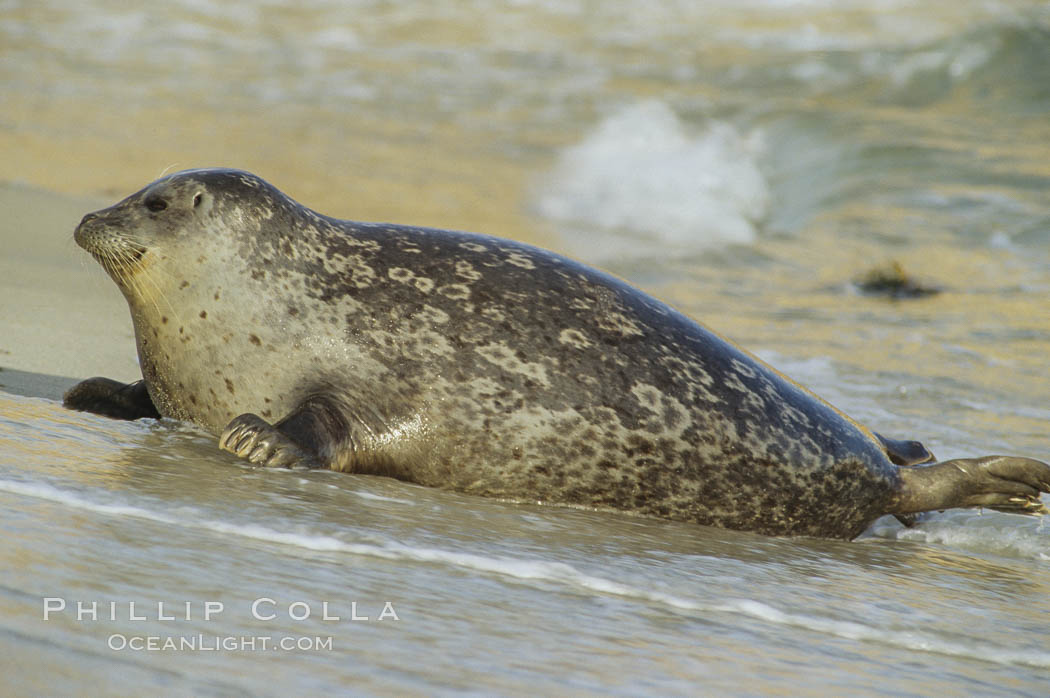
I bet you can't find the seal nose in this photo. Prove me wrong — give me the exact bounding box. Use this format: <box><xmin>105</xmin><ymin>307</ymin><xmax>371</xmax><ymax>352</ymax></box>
<box><xmin>74</xmin><ymin>211</ymin><xmax>102</xmax><ymax>248</ymax></box>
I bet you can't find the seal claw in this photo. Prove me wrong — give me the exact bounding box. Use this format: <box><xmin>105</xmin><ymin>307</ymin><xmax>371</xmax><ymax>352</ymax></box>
<box><xmin>235</xmin><ymin>432</ymin><xmax>255</xmax><ymax>453</ymax></box>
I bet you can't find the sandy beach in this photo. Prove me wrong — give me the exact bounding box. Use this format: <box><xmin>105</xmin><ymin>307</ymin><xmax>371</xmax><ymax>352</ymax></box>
<box><xmin>0</xmin><ymin>182</ymin><xmax>139</xmax><ymax>401</ymax></box>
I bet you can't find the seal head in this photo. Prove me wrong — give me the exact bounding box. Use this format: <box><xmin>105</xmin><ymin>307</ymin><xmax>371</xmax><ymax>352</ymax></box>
<box><xmin>75</xmin><ymin>175</ymin><xmax>213</xmax><ymax>288</ymax></box>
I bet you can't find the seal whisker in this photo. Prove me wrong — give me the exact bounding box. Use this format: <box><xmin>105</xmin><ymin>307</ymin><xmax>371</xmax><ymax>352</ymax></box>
<box><xmin>111</xmin><ymin>245</ymin><xmax>186</xmax><ymax>329</ymax></box>
<box><xmin>106</xmin><ymin>247</ymin><xmax>166</xmax><ymax>323</ymax></box>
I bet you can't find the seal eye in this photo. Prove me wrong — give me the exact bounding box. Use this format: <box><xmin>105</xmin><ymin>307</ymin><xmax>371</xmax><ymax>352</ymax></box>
<box><xmin>145</xmin><ymin>197</ymin><xmax>168</xmax><ymax>213</ymax></box>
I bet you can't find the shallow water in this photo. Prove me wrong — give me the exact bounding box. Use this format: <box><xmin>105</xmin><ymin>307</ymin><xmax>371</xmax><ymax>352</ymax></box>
<box><xmin>3</xmin><ymin>0</ymin><xmax>1050</xmax><ymax>695</ymax></box>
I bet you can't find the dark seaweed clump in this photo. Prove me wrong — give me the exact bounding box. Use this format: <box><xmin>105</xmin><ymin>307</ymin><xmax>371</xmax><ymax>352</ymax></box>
<box><xmin>854</xmin><ymin>261</ymin><xmax>941</xmax><ymax>300</ymax></box>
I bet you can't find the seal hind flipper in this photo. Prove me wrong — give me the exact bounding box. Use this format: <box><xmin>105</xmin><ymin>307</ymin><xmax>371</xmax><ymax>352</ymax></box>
<box><xmin>874</xmin><ymin>432</ymin><xmax>936</xmax><ymax>466</ymax></box>
<box><xmin>892</xmin><ymin>456</ymin><xmax>1050</xmax><ymax>517</ymax></box>
<box><xmin>63</xmin><ymin>378</ymin><xmax>161</xmax><ymax>421</ymax></box>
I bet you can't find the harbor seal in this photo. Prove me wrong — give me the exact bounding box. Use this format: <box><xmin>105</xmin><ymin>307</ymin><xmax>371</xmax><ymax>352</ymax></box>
<box><xmin>64</xmin><ymin>168</ymin><xmax>1050</xmax><ymax>539</ymax></box>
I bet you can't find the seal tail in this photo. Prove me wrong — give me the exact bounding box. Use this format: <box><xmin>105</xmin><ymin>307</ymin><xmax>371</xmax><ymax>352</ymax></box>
<box><xmin>892</xmin><ymin>456</ymin><xmax>1050</xmax><ymax>516</ymax></box>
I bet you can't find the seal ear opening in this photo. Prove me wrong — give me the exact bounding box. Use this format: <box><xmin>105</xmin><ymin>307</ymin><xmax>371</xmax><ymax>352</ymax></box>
<box><xmin>193</xmin><ymin>192</ymin><xmax>203</xmax><ymax>208</ymax></box>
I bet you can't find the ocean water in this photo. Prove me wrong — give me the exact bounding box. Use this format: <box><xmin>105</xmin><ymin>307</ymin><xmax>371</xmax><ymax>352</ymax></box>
<box><xmin>2</xmin><ymin>0</ymin><xmax>1050</xmax><ymax>695</ymax></box>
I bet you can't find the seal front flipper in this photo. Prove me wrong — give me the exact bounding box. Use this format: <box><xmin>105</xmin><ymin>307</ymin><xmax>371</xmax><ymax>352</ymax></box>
<box><xmin>220</xmin><ymin>394</ymin><xmax>359</xmax><ymax>470</ymax></box>
<box><xmin>63</xmin><ymin>378</ymin><xmax>161</xmax><ymax>420</ymax></box>
<box><xmin>220</xmin><ymin>413</ymin><xmax>324</xmax><ymax>469</ymax></box>
<box><xmin>892</xmin><ymin>456</ymin><xmax>1050</xmax><ymax>517</ymax></box>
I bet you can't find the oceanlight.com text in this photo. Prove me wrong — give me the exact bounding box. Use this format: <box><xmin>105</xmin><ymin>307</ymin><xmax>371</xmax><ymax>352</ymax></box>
<box><xmin>107</xmin><ymin>634</ymin><xmax>334</xmax><ymax>652</ymax></box>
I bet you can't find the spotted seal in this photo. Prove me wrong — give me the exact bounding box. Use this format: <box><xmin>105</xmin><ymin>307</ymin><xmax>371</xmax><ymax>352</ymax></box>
<box><xmin>64</xmin><ymin>168</ymin><xmax>1050</xmax><ymax>538</ymax></box>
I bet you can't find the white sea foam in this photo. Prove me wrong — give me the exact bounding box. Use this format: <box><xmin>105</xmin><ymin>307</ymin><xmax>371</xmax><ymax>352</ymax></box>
<box><xmin>348</xmin><ymin>489</ymin><xmax>416</xmax><ymax>505</ymax></box>
<box><xmin>0</xmin><ymin>478</ymin><xmax>182</xmax><ymax>525</ymax></box>
<box><xmin>536</xmin><ymin>101</ymin><xmax>769</xmax><ymax>260</ymax></box>
<box><xmin>869</xmin><ymin>510</ymin><xmax>1050</xmax><ymax>561</ymax></box>
<box><xmin>721</xmin><ymin>599</ymin><xmax>1050</xmax><ymax>669</ymax></box>
<box><xmin>4</xmin><ymin>476</ymin><xmax>1048</xmax><ymax>669</ymax></box>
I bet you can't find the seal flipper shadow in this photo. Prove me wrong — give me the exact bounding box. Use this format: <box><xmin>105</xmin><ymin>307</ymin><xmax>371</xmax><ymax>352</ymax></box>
<box><xmin>63</xmin><ymin>377</ymin><xmax>161</xmax><ymax>420</ymax></box>
<box><xmin>892</xmin><ymin>456</ymin><xmax>1050</xmax><ymax>517</ymax></box>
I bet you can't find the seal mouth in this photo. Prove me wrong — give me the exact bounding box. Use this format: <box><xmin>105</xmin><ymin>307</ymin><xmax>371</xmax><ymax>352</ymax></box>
<box><xmin>90</xmin><ymin>243</ymin><xmax>149</xmax><ymax>280</ymax></box>
<box><xmin>75</xmin><ymin>222</ymin><xmax>150</xmax><ymax>281</ymax></box>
